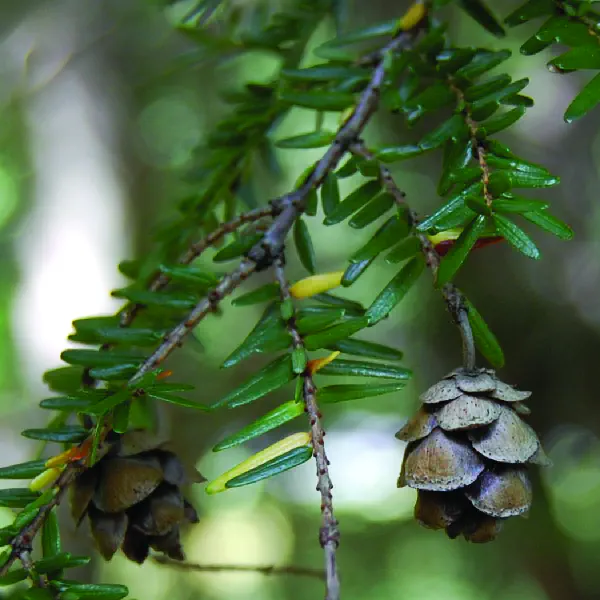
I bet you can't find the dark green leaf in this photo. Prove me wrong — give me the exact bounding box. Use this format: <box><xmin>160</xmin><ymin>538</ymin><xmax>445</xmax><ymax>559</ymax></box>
<box><xmin>21</xmin><ymin>426</ymin><xmax>88</xmax><ymax>443</ymax></box>
<box><xmin>342</xmin><ymin>259</ymin><xmax>374</xmax><ymax>286</ymax></box>
<box><xmin>296</xmin><ymin>309</ymin><xmax>346</xmax><ymax>335</ymax></box>
<box><xmin>280</xmin><ymin>297</ymin><xmax>294</xmax><ymax>322</ymax></box>
<box><xmin>314</xmin><ymin>19</ymin><xmax>396</xmax><ymax>56</ymax></box>
<box><xmin>226</xmin><ymin>446</ymin><xmax>313</xmax><ymax>488</ymax></box>
<box><xmin>455</xmin><ymin>50</ymin><xmax>511</xmax><ymax>80</ymax></box>
<box><xmin>438</xmin><ymin>139</ymin><xmax>473</xmax><ymax>195</ymax></box>
<box><xmin>436</xmin><ymin>48</ymin><xmax>478</xmax><ymax>73</ymax></box>
<box><xmin>480</xmin><ymin>106</ymin><xmax>526</xmax><ymax>135</ymax></box>
<box><xmin>505</xmin><ymin>170</ymin><xmax>560</xmax><ymax>188</ymax></box>
<box><xmin>0</xmin><ymin>488</ymin><xmax>40</xmax><ymax>508</ymax></box>
<box><xmin>275</xmin><ymin>131</ymin><xmax>335</xmax><ymax>149</ymax></box>
<box><xmin>304</xmin><ymin>317</ymin><xmax>370</xmax><ymax>350</ymax></box>
<box><xmin>450</xmin><ymin>167</ymin><xmax>482</xmax><ymax>187</ymax></box>
<box><xmin>459</xmin><ymin>0</ymin><xmax>505</xmax><ymax>36</ymax></box>
<box><xmin>53</xmin><ymin>583</ymin><xmax>128</xmax><ymax>600</ymax></box>
<box><xmin>418</xmin><ymin>115</ymin><xmax>468</xmax><ymax>151</ymax></box>
<box><xmin>493</xmin><ymin>195</ymin><xmax>549</xmax><ymax>213</ymax></box>
<box><xmin>550</xmin><ymin>46</ymin><xmax>600</xmax><ymax>71</ymax></box>
<box><xmin>213</xmin><ymin>400</ymin><xmax>304</xmax><ymax>452</ymax></box>
<box><xmin>464</xmin><ymin>297</ymin><xmax>505</xmax><ymax>368</ymax></box>
<box><xmin>280</xmin><ymin>91</ymin><xmax>355</xmax><ymax>111</ymax></box>
<box><xmin>485</xmin><ymin>154</ymin><xmax>551</xmax><ymax>177</ymax></box>
<box><xmin>312</xmin><ymin>293</ymin><xmax>365</xmax><ymax>314</ymax></box>
<box><xmin>471</xmin><ymin>78</ymin><xmax>529</xmax><ymax>110</ymax></box>
<box><xmin>294</xmin><ymin>219</ymin><xmax>316</xmax><ymax>274</ymax></box>
<box><xmin>464</xmin><ymin>74</ymin><xmax>512</xmax><ymax>101</ymax></box>
<box><xmin>158</xmin><ymin>264</ymin><xmax>219</xmax><ymax>286</ymax></box>
<box><xmin>366</xmin><ymin>255</ymin><xmax>426</xmax><ymax>325</ymax></box>
<box><xmin>321</xmin><ymin>173</ymin><xmax>340</xmax><ymax>216</ymax></box>
<box><xmin>79</xmin><ymin>388</ymin><xmax>132</xmax><ymax>417</ymax></box>
<box><xmin>148</xmin><ymin>391</ymin><xmax>210</xmax><ymax>411</ymax></box>
<box><xmin>404</xmin><ymin>83</ymin><xmax>454</xmax><ymax>121</ymax></box>
<box><xmin>437</xmin><ymin>215</ymin><xmax>487</xmax><ymax>286</ymax></box>
<box><xmin>536</xmin><ymin>16</ymin><xmax>596</xmax><ymax>47</ymax></box>
<box><xmin>292</xmin><ymin>348</ymin><xmax>307</xmax><ymax>374</ymax></box>
<box><xmin>349</xmin><ymin>193</ymin><xmax>395</xmax><ymax>229</ymax></box>
<box><xmin>0</xmin><ymin>460</ymin><xmax>47</xmax><ymax>480</ymax></box>
<box><xmin>118</xmin><ymin>258</ymin><xmax>140</xmax><ymax>279</ymax></box>
<box><xmin>564</xmin><ymin>72</ymin><xmax>600</xmax><ymax>123</ymax></box>
<box><xmin>335</xmin><ymin>156</ymin><xmax>359</xmax><ymax>178</ymax></box>
<box><xmin>232</xmin><ymin>283</ymin><xmax>280</xmax><ymax>307</ymax></box>
<box><xmin>504</xmin><ymin>0</ymin><xmax>555</xmax><ymax>27</ymax></box>
<box><xmin>22</xmin><ymin>589</ymin><xmax>56</xmax><ymax>599</ymax></box>
<box><xmin>319</xmin><ymin>382</ymin><xmax>407</xmax><ymax>403</ymax></box>
<box><xmin>488</xmin><ymin>171</ymin><xmax>512</xmax><ymax>197</ymax></box>
<box><xmin>323</xmin><ymin>180</ymin><xmax>381</xmax><ymax>225</ymax></box>
<box><xmin>213</xmin><ymin>355</ymin><xmax>294</xmax><ymax>408</ymax></box>
<box><xmin>149</xmin><ymin>381</ymin><xmax>195</xmax><ymax>392</ymax></box>
<box><xmin>485</xmin><ymin>139</ymin><xmax>516</xmax><ymax>158</ymax></box>
<box><xmin>281</xmin><ymin>65</ymin><xmax>368</xmax><ymax>81</ymax></box>
<box><xmin>112</xmin><ymin>400</ymin><xmax>131</xmax><ymax>434</ymax></box>
<box><xmin>317</xmin><ymin>358</ymin><xmax>411</xmax><ymax>380</ymax></box>
<box><xmin>385</xmin><ymin>236</ymin><xmax>422</xmax><ymax>263</ymax></box>
<box><xmin>213</xmin><ymin>232</ymin><xmax>263</xmax><ymax>262</ymax></box>
<box><xmin>89</xmin><ymin>364</ymin><xmax>138</xmax><ymax>381</ymax></box>
<box><xmin>0</xmin><ymin>568</ymin><xmax>28</xmax><ymax>585</ymax></box>
<box><xmin>494</xmin><ymin>214</ymin><xmax>541</xmax><ymax>259</ymax></box>
<box><xmin>305</xmin><ymin>188</ymin><xmax>319</xmax><ymax>217</ymax></box>
<box><xmin>60</xmin><ymin>349</ymin><xmax>145</xmax><ymax>368</ymax></box>
<box><xmin>351</xmin><ymin>216</ymin><xmax>410</xmax><ymax>263</ymax></box>
<box><xmin>472</xmin><ymin>103</ymin><xmax>501</xmax><ymax>123</ymax></box>
<box><xmin>520</xmin><ymin>31</ymin><xmax>552</xmax><ymax>55</ymax></box>
<box><xmin>376</xmin><ymin>145</ymin><xmax>424</xmax><ymax>163</ymax></box>
<box><xmin>326</xmin><ymin>338</ymin><xmax>404</xmax><ymax>361</ymax></box>
<box><xmin>522</xmin><ymin>210</ymin><xmax>574</xmax><ymax>240</ymax></box>
<box><xmin>222</xmin><ymin>305</ymin><xmax>289</xmax><ymax>368</ymax></box>
<box><xmin>69</xmin><ymin>318</ymin><xmax>165</xmax><ymax>346</ymax></box>
<box><xmin>43</xmin><ymin>366</ymin><xmax>84</xmax><ymax>394</ymax></box>
<box><xmin>416</xmin><ymin>183</ymin><xmax>482</xmax><ymax>232</ymax></box>
<box><xmin>111</xmin><ymin>288</ymin><xmax>196</xmax><ymax>310</ymax></box>
<box><xmin>465</xmin><ymin>195</ymin><xmax>491</xmax><ymax>215</ymax></box>
<box><xmin>501</xmin><ymin>93</ymin><xmax>533</xmax><ymax>107</ymax></box>
<box><xmin>36</xmin><ymin>553</ymin><xmax>90</xmax><ymax>573</ymax></box>
<box><xmin>39</xmin><ymin>396</ymin><xmax>96</xmax><ymax>411</ymax></box>
<box><xmin>42</xmin><ymin>510</ymin><xmax>61</xmax><ymax>559</ymax></box>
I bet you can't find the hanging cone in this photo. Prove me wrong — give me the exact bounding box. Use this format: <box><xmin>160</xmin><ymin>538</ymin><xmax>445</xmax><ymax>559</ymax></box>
<box><xmin>70</xmin><ymin>429</ymin><xmax>204</xmax><ymax>563</ymax></box>
<box><xmin>397</xmin><ymin>368</ymin><xmax>549</xmax><ymax>542</ymax></box>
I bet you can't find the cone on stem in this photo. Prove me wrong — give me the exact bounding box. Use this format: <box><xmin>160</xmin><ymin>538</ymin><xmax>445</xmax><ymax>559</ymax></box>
<box><xmin>70</xmin><ymin>429</ymin><xmax>205</xmax><ymax>563</ymax></box>
<box><xmin>397</xmin><ymin>368</ymin><xmax>550</xmax><ymax>543</ymax></box>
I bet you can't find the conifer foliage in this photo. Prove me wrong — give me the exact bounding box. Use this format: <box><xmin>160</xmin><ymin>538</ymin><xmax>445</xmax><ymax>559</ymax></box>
<box><xmin>0</xmin><ymin>0</ymin><xmax>593</xmax><ymax>598</ymax></box>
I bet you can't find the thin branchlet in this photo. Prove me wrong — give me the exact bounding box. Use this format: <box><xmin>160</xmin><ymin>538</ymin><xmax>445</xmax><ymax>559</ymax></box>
<box><xmin>118</xmin><ymin>205</ymin><xmax>274</xmax><ymax>328</ymax></box>
<box><xmin>152</xmin><ymin>555</ymin><xmax>325</xmax><ymax>580</ymax></box>
<box><xmin>274</xmin><ymin>260</ymin><xmax>340</xmax><ymax>600</ymax></box>
<box><xmin>349</xmin><ymin>141</ymin><xmax>476</xmax><ymax>370</ymax></box>
<box><xmin>448</xmin><ymin>80</ymin><xmax>493</xmax><ymax>206</ymax></box>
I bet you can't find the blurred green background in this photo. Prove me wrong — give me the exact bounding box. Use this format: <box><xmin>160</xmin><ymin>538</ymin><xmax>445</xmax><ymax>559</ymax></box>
<box><xmin>1</xmin><ymin>1</ymin><xmax>599</xmax><ymax>599</ymax></box>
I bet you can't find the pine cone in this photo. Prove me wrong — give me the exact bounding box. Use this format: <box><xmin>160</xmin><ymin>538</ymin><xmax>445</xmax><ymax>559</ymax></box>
<box><xmin>71</xmin><ymin>430</ymin><xmax>205</xmax><ymax>563</ymax></box>
<box><xmin>396</xmin><ymin>368</ymin><xmax>550</xmax><ymax>543</ymax></box>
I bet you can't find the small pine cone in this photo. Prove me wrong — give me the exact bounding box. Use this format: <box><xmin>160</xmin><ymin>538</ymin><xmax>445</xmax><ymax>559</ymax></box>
<box><xmin>71</xmin><ymin>429</ymin><xmax>205</xmax><ymax>563</ymax></box>
<box><xmin>396</xmin><ymin>368</ymin><xmax>550</xmax><ymax>543</ymax></box>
